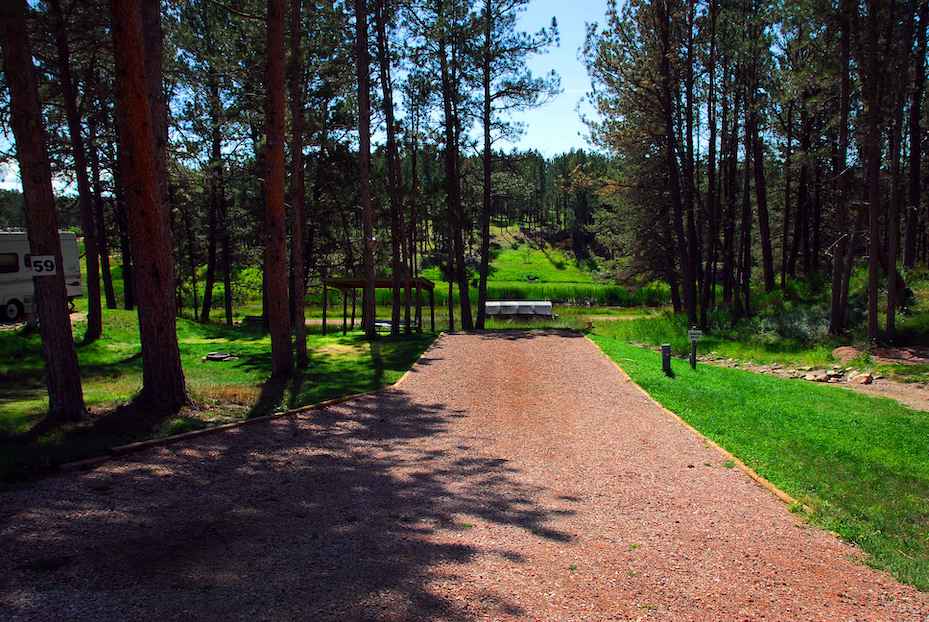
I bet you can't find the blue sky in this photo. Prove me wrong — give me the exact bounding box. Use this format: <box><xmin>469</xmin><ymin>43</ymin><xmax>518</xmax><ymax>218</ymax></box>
<box><xmin>498</xmin><ymin>0</ymin><xmax>607</xmax><ymax>156</ymax></box>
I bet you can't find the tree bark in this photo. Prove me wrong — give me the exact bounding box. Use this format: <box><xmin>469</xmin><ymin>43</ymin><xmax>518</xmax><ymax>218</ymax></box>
<box><xmin>657</xmin><ymin>2</ymin><xmax>695</xmax><ymax>323</ymax></box>
<box><xmin>111</xmin><ymin>0</ymin><xmax>187</xmax><ymax>409</ymax></box>
<box><xmin>355</xmin><ymin>0</ymin><xmax>376</xmax><ymax>340</ymax></box>
<box><xmin>781</xmin><ymin>101</ymin><xmax>793</xmax><ymax>289</ymax></box>
<box><xmin>374</xmin><ymin>0</ymin><xmax>404</xmax><ymax>336</ymax></box>
<box><xmin>750</xmin><ymin>95</ymin><xmax>774</xmax><ymax>291</ymax></box>
<box><xmin>264</xmin><ymin>0</ymin><xmax>293</xmax><ymax>375</ymax></box>
<box><xmin>477</xmin><ymin>0</ymin><xmax>492</xmax><ymax>330</ymax></box>
<box><xmin>886</xmin><ymin>8</ymin><xmax>916</xmax><ymax>338</ymax></box>
<box><xmin>683</xmin><ymin>1</ymin><xmax>700</xmax><ymax>305</ymax></box>
<box><xmin>86</xmin><ymin>63</ymin><xmax>117</xmax><ymax>310</ymax></box>
<box><xmin>1</xmin><ymin>0</ymin><xmax>86</xmax><ymax>425</ymax></box>
<box><xmin>437</xmin><ymin>0</ymin><xmax>473</xmax><ymax>330</ymax></box>
<box><xmin>50</xmin><ymin>0</ymin><xmax>102</xmax><ymax>342</ymax></box>
<box><xmin>141</xmin><ymin>0</ymin><xmax>171</xmax><ymax>239</ymax></box>
<box><xmin>864</xmin><ymin>0</ymin><xmax>882</xmax><ymax>342</ymax></box>
<box><xmin>700</xmin><ymin>0</ymin><xmax>719</xmax><ymax>328</ymax></box>
<box><xmin>738</xmin><ymin>88</ymin><xmax>753</xmax><ymax>317</ymax></box>
<box><xmin>200</xmin><ymin>70</ymin><xmax>222</xmax><ymax>323</ymax></box>
<box><xmin>910</xmin><ymin>4</ymin><xmax>928</xmax><ymax>268</ymax></box>
<box><xmin>830</xmin><ymin>0</ymin><xmax>852</xmax><ymax>335</ymax></box>
<box><xmin>289</xmin><ymin>0</ymin><xmax>308</xmax><ymax>364</ymax></box>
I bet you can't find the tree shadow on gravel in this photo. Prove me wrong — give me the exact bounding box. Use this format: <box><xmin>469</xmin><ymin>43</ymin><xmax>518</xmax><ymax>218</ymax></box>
<box><xmin>0</xmin><ymin>389</ymin><xmax>573</xmax><ymax>621</ymax></box>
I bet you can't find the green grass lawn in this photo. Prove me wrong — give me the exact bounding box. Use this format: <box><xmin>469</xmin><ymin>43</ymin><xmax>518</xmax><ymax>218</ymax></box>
<box><xmin>591</xmin><ymin>312</ymin><xmax>837</xmax><ymax>368</ymax></box>
<box><xmin>0</xmin><ymin>307</ymin><xmax>434</xmax><ymax>480</ymax></box>
<box><xmin>590</xmin><ymin>335</ymin><xmax>929</xmax><ymax>591</ymax></box>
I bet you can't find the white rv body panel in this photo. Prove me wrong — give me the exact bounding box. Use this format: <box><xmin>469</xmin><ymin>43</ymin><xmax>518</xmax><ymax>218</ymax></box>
<box><xmin>0</xmin><ymin>231</ymin><xmax>82</xmax><ymax>321</ymax></box>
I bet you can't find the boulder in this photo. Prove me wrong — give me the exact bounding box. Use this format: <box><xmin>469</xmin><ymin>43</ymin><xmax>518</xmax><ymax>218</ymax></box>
<box><xmin>804</xmin><ymin>371</ymin><xmax>829</xmax><ymax>382</ymax></box>
<box><xmin>850</xmin><ymin>373</ymin><xmax>874</xmax><ymax>385</ymax></box>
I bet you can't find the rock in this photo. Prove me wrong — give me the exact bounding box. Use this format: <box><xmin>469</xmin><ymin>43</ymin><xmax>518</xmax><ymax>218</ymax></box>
<box><xmin>851</xmin><ymin>373</ymin><xmax>874</xmax><ymax>385</ymax></box>
<box><xmin>804</xmin><ymin>371</ymin><xmax>829</xmax><ymax>382</ymax></box>
<box><xmin>798</xmin><ymin>366</ymin><xmax>813</xmax><ymax>372</ymax></box>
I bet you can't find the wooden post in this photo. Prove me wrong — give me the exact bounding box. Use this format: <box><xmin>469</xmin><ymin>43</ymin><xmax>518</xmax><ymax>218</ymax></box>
<box><xmin>361</xmin><ymin>287</ymin><xmax>366</xmax><ymax>330</ymax></box>
<box><xmin>342</xmin><ymin>287</ymin><xmax>348</xmax><ymax>335</ymax></box>
<box><xmin>350</xmin><ymin>288</ymin><xmax>357</xmax><ymax>329</ymax></box>
<box><xmin>322</xmin><ymin>282</ymin><xmax>328</xmax><ymax>335</ymax></box>
<box><xmin>415</xmin><ymin>280</ymin><xmax>422</xmax><ymax>332</ymax></box>
<box><xmin>429</xmin><ymin>287</ymin><xmax>435</xmax><ymax>333</ymax></box>
<box><xmin>415</xmin><ymin>280</ymin><xmax>422</xmax><ymax>334</ymax></box>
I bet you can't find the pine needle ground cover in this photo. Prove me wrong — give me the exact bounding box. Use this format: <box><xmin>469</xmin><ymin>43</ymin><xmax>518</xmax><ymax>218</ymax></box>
<box><xmin>590</xmin><ymin>334</ymin><xmax>929</xmax><ymax>591</ymax></box>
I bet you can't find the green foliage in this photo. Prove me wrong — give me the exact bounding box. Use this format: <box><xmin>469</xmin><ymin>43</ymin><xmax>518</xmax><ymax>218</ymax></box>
<box><xmin>591</xmin><ymin>336</ymin><xmax>929</xmax><ymax>591</ymax></box>
<box><xmin>591</xmin><ymin>311</ymin><xmax>835</xmax><ymax>368</ymax></box>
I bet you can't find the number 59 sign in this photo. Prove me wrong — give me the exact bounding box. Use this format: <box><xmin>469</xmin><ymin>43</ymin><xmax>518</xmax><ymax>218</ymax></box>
<box><xmin>30</xmin><ymin>255</ymin><xmax>57</xmax><ymax>276</ymax></box>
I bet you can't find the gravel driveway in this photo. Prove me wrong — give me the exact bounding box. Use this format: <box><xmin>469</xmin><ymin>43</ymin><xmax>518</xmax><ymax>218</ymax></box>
<box><xmin>2</xmin><ymin>331</ymin><xmax>927</xmax><ymax>621</ymax></box>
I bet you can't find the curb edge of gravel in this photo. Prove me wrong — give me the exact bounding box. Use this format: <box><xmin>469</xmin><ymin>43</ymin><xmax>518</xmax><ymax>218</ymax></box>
<box><xmin>59</xmin><ymin>332</ymin><xmax>445</xmax><ymax>474</ymax></box>
<box><xmin>585</xmin><ymin>335</ymin><xmax>804</xmax><ymax>510</ymax></box>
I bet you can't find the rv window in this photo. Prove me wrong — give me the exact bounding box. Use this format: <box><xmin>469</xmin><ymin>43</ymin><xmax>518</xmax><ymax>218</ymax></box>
<box><xmin>0</xmin><ymin>253</ymin><xmax>18</xmax><ymax>274</ymax></box>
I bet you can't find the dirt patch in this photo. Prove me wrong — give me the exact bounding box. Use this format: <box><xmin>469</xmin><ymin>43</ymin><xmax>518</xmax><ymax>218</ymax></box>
<box><xmin>834</xmin><ymin>345</ymin><xmax>929</xmax><ymax>366</ymax></box>
<box><xmin>314</xmin><ymin>342</ymin><xmax>365</xmax><ymax>356</ymax></box>
<box><xmin>194</xmin><ymin>385</ymin><xmax>262</xmax><ymax>405</ymax></box>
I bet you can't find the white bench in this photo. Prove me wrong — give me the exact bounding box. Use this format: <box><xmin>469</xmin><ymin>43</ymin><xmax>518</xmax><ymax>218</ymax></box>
<box><xmin>485</xmin><ymin>301</ymin><xmax>553</xmax><ymax>318</ymax></box>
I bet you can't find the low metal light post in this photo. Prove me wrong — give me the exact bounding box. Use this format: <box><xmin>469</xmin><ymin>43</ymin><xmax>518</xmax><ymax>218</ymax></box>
<box><xmin>661</xmin><ymin>343</ymin><xmax>672</xmax><ymax>376</ymax></box>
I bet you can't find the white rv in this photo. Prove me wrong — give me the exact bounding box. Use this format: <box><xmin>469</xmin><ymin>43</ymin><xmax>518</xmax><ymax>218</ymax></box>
<box><xmin>0</xmin><ymin>231</ymin><xmax>82</xmax><ymax>322</ymax></box>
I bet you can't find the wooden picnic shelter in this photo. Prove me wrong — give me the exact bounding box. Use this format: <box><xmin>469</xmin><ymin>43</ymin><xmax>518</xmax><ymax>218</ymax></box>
<box><xmin>321</xmin><ymin>276</ymin><xmax>436</xmax><ymax>335</ymax></box>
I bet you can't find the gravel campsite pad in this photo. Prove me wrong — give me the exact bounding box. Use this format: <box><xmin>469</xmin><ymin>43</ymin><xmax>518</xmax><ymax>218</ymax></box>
<box><xmin>2</xmin><ymin>332</ymin><xmax>927</xmax><ymax>620</ymax></box>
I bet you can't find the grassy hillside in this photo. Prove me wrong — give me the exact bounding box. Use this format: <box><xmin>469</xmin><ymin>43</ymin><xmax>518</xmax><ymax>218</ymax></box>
<box><xmin>420</xmin><ymin>229</ymin><xmax>668</xmax><ymax>306</ymax></box>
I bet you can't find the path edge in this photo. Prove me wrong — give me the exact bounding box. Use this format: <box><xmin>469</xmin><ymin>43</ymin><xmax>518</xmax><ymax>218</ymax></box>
<box><xmin>584</xmin><ymin>335</ymin><xmax>804</xmax><ymax>510</ymax></box>
<box><xmin>59</xmin><ymin>333</ymin><xmax>444</xmax><ymax>474</ymax></box>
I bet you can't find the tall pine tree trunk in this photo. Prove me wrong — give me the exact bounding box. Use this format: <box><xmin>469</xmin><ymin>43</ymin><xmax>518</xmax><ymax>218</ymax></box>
<box><xmin>1</xmin><ymin>0</ymin><xmax>85</xmax><ymax>425</ymax></box>
<box><xmin>289</xmin><ymin>0</ymin><xmax>308</xmax><ymax>364</ymax></box>
<box><xmin>657</xmin><ymin>2</ymin><xmax>695</xmax><ymax>323</ymax></box>
<box><xmin>200</xmin><ymin>71</ymin><xmax>222</xmax><ymax>323</ymax></box>
<box><xmin>700</xmin><ymin>1</ymin><xmax>719</xmax><ymax>328</ymax></box>
<box><xmin>477</xmin><ymin>0</ymin><xmax>492</xmax><ymax>330</ymax></box>
<box><xmin>910</xmin><ymin>4</ymin><xmax>928</xmax><ymax>268</ymax></box>
<box><xmin>886</xmin><ymin>10</ymin><xmax>916</xmax><ymax>338</ymax></box>
<box><xmin>111</xmin><ymin>0</ymin><xmax>187</xmax><ymax>410</ymax></box>
<box><xmin>781</xmin><ymin>102</ymin><xmax>793</xmax><ymax>289</ymax></box>
<box><xmin>264</xmin><ymin>0</ymin><xmax>293</xmax><ymax>374</ymax></box>
<box><xmin>864</xmin><ymin>0</ymin><xmax>882</xmax><ymax>342</ymax></box>
<box><xmin>50</xmin><ymin>0</ymin><xmax>102</xmax><ymax>342</ymax></box>
<box><xmin>86</xmin><ymin>67</ymin><xmax>117</xmax><ymax>310</ymax></box>
<box><xmin>830</xmin><ymin>1</ymin><xmax>852</xmax><ymax>335</ymax></box>
<box><xmin>374</xmin><ymin>0</ymin><xmax>404</xmax><ymax>336</ymax></box>
<box><xmin>437</xmin><ymin>1</ymin><xmax>473</xmax><ymax>330</ymax></box>
<box><xmin>355</xmin><ymin>0</ymin><xmax>376</xmax><ymax>340</ymax></box>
